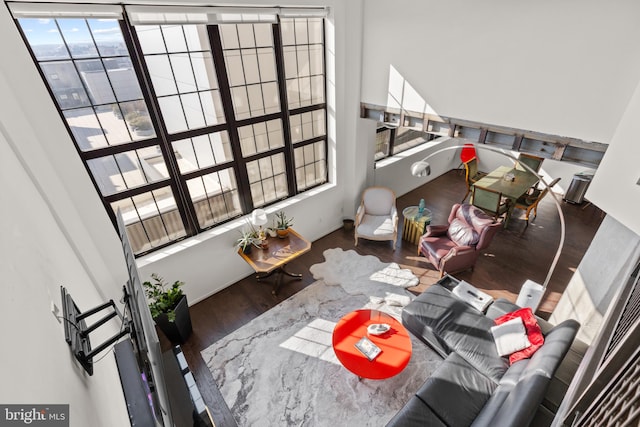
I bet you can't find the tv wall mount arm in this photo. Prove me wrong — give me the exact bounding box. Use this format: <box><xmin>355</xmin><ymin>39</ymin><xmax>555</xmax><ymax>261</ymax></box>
<box><xmin>60</xmin><ymin>286</ymin><xmax>130</xmax><ymax>376</ymax></box>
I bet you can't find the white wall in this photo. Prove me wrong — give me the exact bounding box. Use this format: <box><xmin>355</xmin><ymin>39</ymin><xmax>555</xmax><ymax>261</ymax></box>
<box><xmin>0</xmin><ymin>120</ymin><xmax>130</xmax><ymax>425</ymax></box>
<box><xmin>550</xmin><ymin>215</ymin><xmax>640</xmax><ymax>344</ymax></box>
<box><xmin>588</xmin><ymin>78</ymin><xmax>640</xmax><ymax>236</ymax></box>
<box><xmin>360</xmin><ymin>0</ymin><xmax>640</xmax><ymax>144</ymax></box>
<box><xmin>0</xmin><ymin>4</ymin><xmax>132</xmax><ymax>424</ymax></box>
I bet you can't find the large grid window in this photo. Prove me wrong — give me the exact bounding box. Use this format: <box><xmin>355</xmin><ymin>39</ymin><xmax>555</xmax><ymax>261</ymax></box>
<box><xmin>13</xmin><ymin>5</ymin><xmax>327</xmax><ymax>256</ymax></box>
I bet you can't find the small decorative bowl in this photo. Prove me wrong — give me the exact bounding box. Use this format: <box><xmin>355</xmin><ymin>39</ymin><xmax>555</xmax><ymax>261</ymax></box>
<box><xmin>367</xmin><ymin>323</ymin><xmax>391</xmax><ymax>336</ymax></box>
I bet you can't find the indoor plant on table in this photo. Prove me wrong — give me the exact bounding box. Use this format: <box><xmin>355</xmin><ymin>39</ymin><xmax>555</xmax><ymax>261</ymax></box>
<box><xmin>143</xmin><ymin>273</ymin><xmax>192</xmax><ymax>344</ymax></box>
<box><xmin>236</xmin><ymin>228</ymin><xmax>262</xmax><ymax>253</ymax></box>
<box><xmin>274</xmin><ymin>210</ymin><xmax>294</xmax><ymax>238</ymax></box>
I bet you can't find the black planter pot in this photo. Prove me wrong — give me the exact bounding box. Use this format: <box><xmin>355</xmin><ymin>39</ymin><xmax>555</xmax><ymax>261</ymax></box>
<box><xmin>154</xmin><ymin>295</ymin><xmax>192</xmax><ymax>344</ymax></box>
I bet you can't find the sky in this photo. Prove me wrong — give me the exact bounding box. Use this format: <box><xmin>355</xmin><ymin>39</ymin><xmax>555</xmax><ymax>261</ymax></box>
<box><xmin>19</xmin><ymin>18</ymin><xmax>124</xmax><ymax>46</ymax></box>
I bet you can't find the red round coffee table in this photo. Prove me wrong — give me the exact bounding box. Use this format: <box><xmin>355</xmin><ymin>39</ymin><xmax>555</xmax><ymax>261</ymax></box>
<box><xmin>332</xmin><ymin>309</ymin><xmax>412</xmax><ymax>379</ymax></box>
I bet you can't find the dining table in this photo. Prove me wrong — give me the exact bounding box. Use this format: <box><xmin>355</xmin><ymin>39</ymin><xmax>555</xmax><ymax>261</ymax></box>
<box><xmin>473</xmin><ymin>165</ymin><xmax>539</xmax><ymax>225</ymax></box>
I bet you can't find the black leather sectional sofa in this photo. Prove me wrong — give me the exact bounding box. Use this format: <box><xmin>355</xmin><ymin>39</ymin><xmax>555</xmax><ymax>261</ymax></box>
<box><xmin>387</xmin><ymin>276</ymin><xmax>580</xmax><ymax>427</ymax></box>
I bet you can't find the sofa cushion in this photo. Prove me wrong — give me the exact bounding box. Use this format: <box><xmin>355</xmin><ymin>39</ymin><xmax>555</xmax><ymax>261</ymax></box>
<box><xmin>401</xmin><ymin>284</ymin><xmax>509</xmax><ymax>382</ymax></box>
<box><xmin>416</xmin><ymin>353</ymin><xmax>497</xmax><ymax>427</ymax></box>
<box><xmin>385</xmin><ymin>395</ymin><xmax>447</xmax><ymax>427</ymax></box>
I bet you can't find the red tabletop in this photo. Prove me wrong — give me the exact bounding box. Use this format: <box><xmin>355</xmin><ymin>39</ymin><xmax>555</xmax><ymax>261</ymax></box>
<box><xmin>332</xmin><ymin>309</ymin><xmax>412</xmax><ymax>379</ymax></box>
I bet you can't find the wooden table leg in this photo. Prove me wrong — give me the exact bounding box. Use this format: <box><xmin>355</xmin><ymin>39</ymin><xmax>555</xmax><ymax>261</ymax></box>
<box><xmin>256</xmin><ymin>264</ymin><xmax>303</xmax><ymax>295</ymax></box>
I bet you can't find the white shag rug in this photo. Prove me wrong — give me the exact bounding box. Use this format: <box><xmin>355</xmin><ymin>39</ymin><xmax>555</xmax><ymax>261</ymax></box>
<box><xmin>201</xmin><ymin>248</ymin><xmax>440</xmax><ymax>426</ymax></box>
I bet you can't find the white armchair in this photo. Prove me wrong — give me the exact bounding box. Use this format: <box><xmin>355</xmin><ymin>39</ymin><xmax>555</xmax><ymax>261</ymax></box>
<box><xmin>354</xmin><ymin>186</ymin><xmax>398</xmax><ymax>250</ymax></box>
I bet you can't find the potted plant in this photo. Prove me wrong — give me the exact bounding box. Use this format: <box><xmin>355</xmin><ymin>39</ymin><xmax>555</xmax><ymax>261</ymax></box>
<box><xmin>236</xmin><ymin>229</ymin><xmax>261</xmax><ymax>253</ymax></box>
<box><xmin>143</xmin><ymin>273</ymin><xmax>192</xmax><ymax>344</ymax></box>
<box><xmin>274</xmin><ymin>211</ymin><xmax>294</xmax><ymax>239</ymax></box>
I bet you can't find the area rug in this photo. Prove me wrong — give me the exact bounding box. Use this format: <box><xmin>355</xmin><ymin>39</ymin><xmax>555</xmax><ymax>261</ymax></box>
<box><xmin>201</xmin><ymin>248</ymin><xmax>442</xmax><ymax>426</ymax></box>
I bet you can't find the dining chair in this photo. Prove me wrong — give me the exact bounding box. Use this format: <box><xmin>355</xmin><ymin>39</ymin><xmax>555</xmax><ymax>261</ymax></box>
<box><xmin>462</xmin><ymin>158</ymin><xmax>487</xmax><ymax>203</ymax></box>
<box><xmin>471</xmin><ymin>185</ymin><xmax>511</xmax><ymax>222</ymax></box>
<box><xmin>514</xmin><ymin>177</ymin><xmax>561</xmax><ymax>227</ymax></box>
<box><xmin>515</xmin><ymin>153</ymin><xmax>544</xmax><ymax>173</ymax></box>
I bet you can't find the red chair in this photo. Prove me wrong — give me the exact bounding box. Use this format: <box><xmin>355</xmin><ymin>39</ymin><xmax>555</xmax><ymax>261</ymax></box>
<box><xmin>460</xmin><ymin>143</ymin><xmax>477</xmax><ymax>164</ymax></box>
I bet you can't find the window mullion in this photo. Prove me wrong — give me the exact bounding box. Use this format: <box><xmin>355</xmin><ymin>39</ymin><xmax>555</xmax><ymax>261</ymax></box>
<box><xmin>272</xmin><ymin>22</ymin><xmax>297</xmax><ymax>195</ymax></box>
<box><xmin>120</xmin><ymin>17</ymin><xmax>200</xmax><ymax>236</ymax></box>
<box><xmin>207</xmin><ymin>24</ymin><xmax>253</xmax><ymax>213</ymax></box>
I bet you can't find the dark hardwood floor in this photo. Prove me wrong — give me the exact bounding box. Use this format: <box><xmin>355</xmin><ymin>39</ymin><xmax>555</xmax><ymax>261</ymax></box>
<box><xmin>170</xmin><ymin>170</ymin><xmax>604</xmax><ymax>427</ymax></box>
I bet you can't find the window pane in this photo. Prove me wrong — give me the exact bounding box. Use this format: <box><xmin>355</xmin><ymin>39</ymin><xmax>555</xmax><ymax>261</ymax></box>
<box><xmin>230</xmin><ymin>86</ymin><xmax>250</xmax><ymax>120</ymax></box>
<box><xmin>294</xmin><ymin>20</ymin><xmax>309</xmax><ymax>44</ymax></box>
<box><xmin>247</xmin><ymin>153</ymin><xmax>288</xmax><ymax>207</ymax></box>
<box><xmin>136</xmin><ymin>26</ymin><xmax>166</xmax><ymax>54</ymax></box>
<box><xmin>58</xmin><ymin>19</ymin><xmax>97</xmax><ymax>59</ymax></box>
<box><xmin>184</xmin><ymin>25</ymin><xmax>210</xmax><ymax>51</ymax></box>
<box><xmin>237</xmin><ymin>24</ymin><xmax>256</xmax><ymax>48</ymax></box>
<box><xmin>246</xmin><ymin>84</ymin><xmax>265</xmax><ymax>116</ymax></box>
<box><xmin>262</xmin><ymin>82</ymin><xmax>280</xmax><ymax>113</ymax></box>
<box><xmin>224</xmin><ymin>51</ymin><xmax>244</xmax><ymax>87</ymax></box>
<box><xmin>87</xmin><ymin>145</ymin><xmax>167</xmax><ymax>196</ymax></box>
<box><xmin>76</xmin><ymin>59</ymin><xmax>116</xmax><ymax>104</ymax></box>
<box><xmin>145</xmin><ymin>55</ymin><xmax>178</xmax><ymax>96</ymax></box>
<box><xmin>158</xmin><ymin>95</ymin><xmax>187</xmax><ymax>133</ymax></box>
<box><xmin>219</xmin><ymin>25</ymin><xmax>239</xmax><ymax>50</ymax></box>
<box><xmin>222</xmin><ymin>24</ymin><xmax>279</xmax><ymax>120</ymax></box>
<box><xmin>142</xmin><ymin>25</ymin><xmax>224</xmax><ymax>131</ymax></box>
<box><xmin>308</xmin><ymin>19</ymin><xmax>323</xmax><ymax>44</ymax></box>
<box><xmin>111</xmin><ymin>188</ymin><xmax>186</xmax><ymax>255</ymax></box>
<box><xmin>162</xmin><ymin>25</ymin><xmax>187</xmax><ymax>52</ymax></box>
<box><xmin>173</xmin><ymin>131</ymin><xmax>232</xmax><ymax>173</ymax></box>
<box><xmin>182</xmin><ymin>92</ymin><xmax>206</xmax><ymax>129</ymax></box>
<box><xmin>295</xmin><ymin>140</ymin><xmax>326</xmax><ymax>191</ymax></box>
<box><xmin>88</xmin><ymin>19</ymin><xmax>127</xmax><ymax>57</ymax></box>
<box><xmin>310</xmin><ymin>75</ymin><xmax>325</xmax><ymax>104</ymax></box>
<box><xmin>309</xmin><ymin>44</ymin><xmax>324</xmax><ymax>75</ymax></box>
<box><xmin>239</xmin><ymin>120</ymin><xmax>284</xmax><ymax>157</ymax></box>
<box><xmin>18</xmin><ymin>18</ymin><xmax>69</xmax><ymax>60</ymax></box>
<box><xmin>283</xmin><ymin>18</ymin><xmax>324</xmax><ymax>110</ymax></box>
<box><xmin>41</xmin><ymin>61</ymin><xmax>91</xmax><ymax>109</ymax></box>
<box><xmin>241</xmin><ymin>50</ymin><xmax>260</xmax><ymax>84</ymax></box>
<box><xmin>192</xmin><ymin>52</ymin><xmax>218</xmax><ymax>90</ymax></box>
<box><xmin>200</xmin><ymin>90</ymin><xmax>225</xmax><ymax>126</ymax></box>
<box><xmin>187</xmin><ymin>169</ymin><xmax>241</xmax><ymax>228</ymax></box>
<box><xmin>170</xmin><ymin>53</ymin><xmax>197</xmax><ymax>93</ymax></box>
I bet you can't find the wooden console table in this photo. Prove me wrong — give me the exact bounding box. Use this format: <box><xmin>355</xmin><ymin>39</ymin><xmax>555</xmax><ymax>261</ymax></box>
<box><xmin>237</xmin><ymin>228</ymin><xmax>311</xmax><ymax>295</ymax></box>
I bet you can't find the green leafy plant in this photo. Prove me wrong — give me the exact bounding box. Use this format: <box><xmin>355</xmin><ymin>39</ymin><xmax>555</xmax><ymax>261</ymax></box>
<box><xmin>236</xmin><ymin>229</ymin><xmax>261</xmax><ymax>251</ymax></box>
<box><xmin>143</xmin><ymin>273</ymin><xmax>185</xmax><ymax>321</ymax></box>
<box><xmin>274</xmin><ymin>211</ymin><xmax>294</xmax><ymax>230</ymax></box>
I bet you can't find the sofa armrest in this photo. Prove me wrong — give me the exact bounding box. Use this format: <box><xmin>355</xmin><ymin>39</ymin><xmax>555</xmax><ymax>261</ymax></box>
<box><xmin>471</xmin><ymin>319</ymin><xmax>580</xmax><ymax>427</ymax></box>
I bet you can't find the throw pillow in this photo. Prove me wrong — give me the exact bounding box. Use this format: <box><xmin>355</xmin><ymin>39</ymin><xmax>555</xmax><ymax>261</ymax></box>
<box><xmin>447</xmin><ymin>218</ymin><xmax>479</xmax><ymax>247</ymax></box>
<box><xmin>490</xmin><ymin>317</ymin><xmax>532</xmax><ymax>357</ymax></box>
<box><xmin>494</xmin><ymin>307</ymin><xmax>545</xmax><ymax>364</ymax></box>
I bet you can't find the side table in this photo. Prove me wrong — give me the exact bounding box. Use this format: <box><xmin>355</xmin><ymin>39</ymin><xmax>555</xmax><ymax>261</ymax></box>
<box><xmin>402</xmin><ymin>206</ymin><xmax>432</xmax><ymax>245</ymax></box>
<box><xmin>237</xmin><ymin>228</ymin><xmax>311</xmax><ymax>295</ymax></box>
